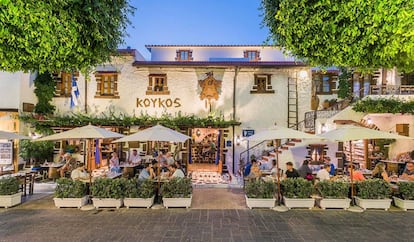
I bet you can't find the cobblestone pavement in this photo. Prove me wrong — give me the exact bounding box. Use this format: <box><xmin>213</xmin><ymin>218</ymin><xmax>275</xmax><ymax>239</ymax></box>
<box><xmin>1</xmin><ymin>194</ymin><xmax>414</xmax><ymax>242</ymax></box>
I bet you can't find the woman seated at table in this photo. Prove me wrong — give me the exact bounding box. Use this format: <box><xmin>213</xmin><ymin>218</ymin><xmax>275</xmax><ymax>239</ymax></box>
<box><xmin>109</xmin><ymin>152</ymin><xmax>121</xmax><ymax>173</ymax></box>
<box><xmin>168</xmin><ymin>164</ymin><xmax>185</xmax><ymax>178</ymax></box>
<box><xmin>400</xmin><ymin>161</ymin><xmax>414</xmax><ymax>181</ymax></box>
<box><xmin>71</xmin><ymin>163</ymin><xmax>90</xmax><ymax>182</ymax></box>
<box><xmin>372</xmin><ymin>162</ymin><xmax>390</xmax><ymax>182</ymax></box>
<box><xmin>350</xmin><ymin>164</ymin><xmax>365</xmax><ymax>181</ymax></box>
<box><xmin>138</xmin><ymin>163</ymin><xmax>155</xmax><ymax>180</ymax></box>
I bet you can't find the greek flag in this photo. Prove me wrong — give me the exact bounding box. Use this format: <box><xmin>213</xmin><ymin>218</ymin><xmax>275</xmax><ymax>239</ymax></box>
<box><xmin>70</xmin><ymin>74</ymin><xmax>80</xmax><ymax>108</ymax></box>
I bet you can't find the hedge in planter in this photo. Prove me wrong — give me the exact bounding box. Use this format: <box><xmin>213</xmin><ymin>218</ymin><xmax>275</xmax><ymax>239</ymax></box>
<box><xmin>160</xmin><ymin>177</ymin><xmax>192</xmax><ymax>198</ymax></box>
<box><xmin>393</xmin><ymin>182</ymin><xmax>414</xmax><ymax>211</ymax></box>
<box><xmin>245</xmin><ymin>179</ymin><xmax>275</xmax><ymax>199</ymax></box>
<box><xmin>53</xmin><ymin>178</ymin><xmax>88</xmax><ymax>208</ymax></box>
<box><xmin>124</xmin><ymin>179</ymin><xmax>155</xmax><ymax>209</ymax></box>
<box><xmin>54</xmin><ymin>178</ymin><xmax>87</xmax><ymax>198</ymax></box>
<box><xmin>315</xmin><ymin>180</ymin><xmax>351</xmax><ymax>210</ymax></box>
<box><xmin>356</xmin><ymin>179</ymin><xmax>391</xmax><ymax>199</ymax></box>
<box><xmin>91</xmin><ymin>178</ymin><xmax>127</xmax><ymax>199</ymax></box>
<box><xmin>281</xmin><ymin>178</ymin><xmax>313</xmax><ymax>199</ymax></box>
<box><xmin>0</xmin><ymin>176</ymin><xmax>21</xmax><ymax>208</ymax></box>
<box><xmin>0</xmin><ymin>177</ymin><xmax>20</xmax><ymax>196</ymax></box>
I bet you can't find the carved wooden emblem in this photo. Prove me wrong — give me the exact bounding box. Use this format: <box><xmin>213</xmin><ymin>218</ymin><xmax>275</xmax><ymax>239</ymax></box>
<box><xmin>198</xmin><ymin>72</ymin><xmax>222</xmax><ymax>101</ymax></box>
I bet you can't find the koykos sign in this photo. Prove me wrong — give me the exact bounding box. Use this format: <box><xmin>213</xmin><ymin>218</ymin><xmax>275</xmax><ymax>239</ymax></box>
<box><xmin>136</xmin><ymin>98</ymin><xmax>181</xmax><ymax>108</ymax></box>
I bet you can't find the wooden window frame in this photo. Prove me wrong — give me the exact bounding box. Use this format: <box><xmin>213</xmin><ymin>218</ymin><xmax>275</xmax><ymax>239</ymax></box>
<box><xmin>244</xmin><ymin>50</ymin><xmax>261</xmax><ymax>61</ymax></box>
<box><xmin>396</xmin><ymin>124</ymin><xmax>409</xmax><ymax>136</ymax></box>
<box><xmin>250</xmin><ymin>74</ymin><xmax>274</xmax><ymax>94</ymax></box>
<box><xmin>175</xmin><ymin>49</ymin><xmax>193</xmax><ymax>61</ymax></box>
<box><xmin>313</xmin><ymin>71</ymin><xmax>337</xmax><ymax>95</ymax></box>
<box><xmin>94</xmin><ymin>72</ymin><xmax>119</xmax><ymax>99</ymax></box>
<box><xmin>53</xmin><ymin>72</ymin><xmax>79</xmax><ymax>97</ymax></box>
<box><xmin>146</xmin><ymin>74</ymin><xmax>170</xmax><ymax>95</ymax></box>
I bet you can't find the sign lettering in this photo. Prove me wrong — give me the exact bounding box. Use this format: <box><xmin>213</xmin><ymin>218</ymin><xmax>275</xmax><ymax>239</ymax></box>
<box><xmin>136</xmin><ymin>98</ymin><xmax>181</xmax><ymax>108</ymax></box>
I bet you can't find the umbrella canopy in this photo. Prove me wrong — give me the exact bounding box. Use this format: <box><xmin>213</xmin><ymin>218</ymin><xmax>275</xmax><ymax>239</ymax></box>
<box><xmin>35</xmin><ymin>124</ymin><xmax>124</xmax><ymax>141</ymax></box>
<box><xmin>0</xmin><ymin>130</ymin><xmax>31</xmax><ymax>140</ymax></box>
<box><xmin>113</xmin><ymin>125</ymin><xmax>190</xmax><ymax>143</ymax></box>
<box><xmin>317</xmin><ymin>125</ymin><xmax>413</xmax><ymax>142</ymax></box>
<box><xmin>246</xmin><ymin>125</ymin><xmax>321</xmax><ymax>141</ymax></box>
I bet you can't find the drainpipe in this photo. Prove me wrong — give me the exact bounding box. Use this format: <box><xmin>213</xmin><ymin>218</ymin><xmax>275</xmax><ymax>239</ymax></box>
<box><xmin>232</xmin><ymin>66</ymin><xmax>240</xmax><ymax>174</ymax></box>
<box><xmin>84</xmin><ymin>76</ymin><xmax>88</xmax><ymax>114</ymax></box>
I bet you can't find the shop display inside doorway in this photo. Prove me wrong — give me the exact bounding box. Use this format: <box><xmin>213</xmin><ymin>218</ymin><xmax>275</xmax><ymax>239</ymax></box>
<box><xmin>192</xmin><ymin>129</ymin><xmax>218</xmax><ymax>164</ymax></box>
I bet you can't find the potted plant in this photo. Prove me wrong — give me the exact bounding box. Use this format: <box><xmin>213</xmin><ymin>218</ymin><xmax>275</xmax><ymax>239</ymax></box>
<box><xmin>91</xmin><ymin>178</ymin><xmax>127</xmax><ymax>209</ymax></box>
<box><xmin>123</xmin><ymin>179</ymin><xmax>155</xmax><ymax>209</ymax></box>
<box><xmin>161</xmin><ymin>177</ymin><xmax>192</xmax><ymax>209</ymax></box>
<box><xmin>53</xmin><ymin>178</ymin><xmax>88</xmax><ymax>209</ymax></box>
<box><xmin>355</xmin><ymin>179</ymin><xmax>392</xmax><ymax>211</ymax></box>
<box><xmin>281</xmin><ymin>178</ymin><xmax>315</xmax><ymax>209</ymax></box>
<box><xmin>315</xmin><ymin>180</ymin><xmax>351</xmax><ymax>210</ymax></box>
<box><xmin>244</xmin><ymin>179</ymin><xmax>276</xmax><ymax>209</ymax></box>
<box><xmin>393</xmin><ymin>182</ymin><xmax>414</xmax><ymax>211</ymax></box>
<box><xmin>0</xmin><ymin>177</ymin><xmax>22</xmax><ymax>208</ymax></box>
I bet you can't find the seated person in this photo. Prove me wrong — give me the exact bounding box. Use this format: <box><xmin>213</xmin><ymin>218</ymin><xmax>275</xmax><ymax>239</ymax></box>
<box><xmin>350</xmin><ymin>164</ymin><xmax>365</xmax><ymax>181</ymax></box>
<box><xmin>164</xmin><ymin>152</ymin><xmax>175</xmax><ymax>166</ymax></box>
<box><xmin>246</xmin><ymin>159</ymin><xmax>262</xmax><ymax>178</ymax></box>
<box><xmin>58</xmin><ymin>153</ymin><xmax>78</xmax><ymax>177</ymax></box>
<box><xmin>71</xmin><ymin>163</ymin><xmax>90</xmax><ymax>182</ymax></box>
<box><xmin>316</xmin><ymin>164</ymin><xmax>331</xmax><ymax>181</ymax></box>
<box><xmin>138</xmin><ymin>163</ymin><xmax>155</xmax><ymax>180</ymax></box>
<box><xmin>372</xmin><ymin>162</ymin><xmax>390</xmax><ymax>182</ymax></box>
<box><xmin>109</xmin><ymin>152</ymin><xmax>121</xmax><ymax>173</ymax></box>
<box><xmin>400</xmin><ymin>161</ymin><xmax>414</xmax><ymax>181</ymax></box>
<box><xmin>175</xmin><ymin>160</ymin><xmax>186</xmax><ymax>176</ymax></box>
<box><xmin>297</xmin><ymin>159</ymin><xmax>312</xmax><ymax>179</ymax></box>
<box><xmin>128</xmin><ymin>149</ymin><xmax>142</xmax><ymax>165</ymax></box>
<box><xmin>284</xmin><ymin>161</ymin><xmax>300</xmax><ymax>178</ymax></box>
<box><xmin>169</xmin><ymin>164</ymin><xmax>185</xmax><ymax>178</ymax></box>
<box><xmin>270</xmin><ymin>160</ymin><xmax>278</xmax><ymax>177</ymax></box>
<box><xmin>370</xmin><ymin>146</ymin><xmax>385</xmax><ymax>165</ymax></box>
<box><xmin>323</xmin><ymin>157</ymin><xmax>335</xmax><ymax>176</ymax></box>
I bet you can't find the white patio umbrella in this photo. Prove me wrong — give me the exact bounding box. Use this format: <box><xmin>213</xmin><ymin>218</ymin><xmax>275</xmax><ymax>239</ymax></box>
<box><xmin>246</xmin><ymin>126</ymin><xmax>323</xmax><ymax>210</ymax></box>
<box><xmin>0</xmin><ymin>130</ymin><xmax>31</xmax><ymax>140</ymax></box>
<box><xmin>112</xmin><ymin>125</ymin><xmax>190</xmax><ymax>143</ymax></box>
<box><xmin>318</xmin><ymin>124</ymin><xmax>413</xmax><ymax>203</ymax></box>
<box><xmin>35</xmin><ymin>124</ymin><xmax>124</xmax><ymax>172</ymax></box>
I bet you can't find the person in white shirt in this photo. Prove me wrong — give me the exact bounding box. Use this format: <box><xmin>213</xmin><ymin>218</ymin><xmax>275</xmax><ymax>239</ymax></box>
<box><xmin>169</xmin><ymin>164</ymin><xmax>185</xmax><ymax>178</ymax></box>
<box><xmin>316</xmin><ymin>164</ymin><xmax>331</xmax><ymax>181</ymax></box>
<box><xmin>164</xmin><ymin>152</ymin><xmax>175</xmax><ymax>166</ymax></box>
<box><xmin>128</xmin><ymin>149</ymin><xmax>142</xmax><ymax>164</ymax></box>
<box><xmin>71</xmin><ymin>163</ymin><xmax>90</xmax><ymax>182</ymax></box>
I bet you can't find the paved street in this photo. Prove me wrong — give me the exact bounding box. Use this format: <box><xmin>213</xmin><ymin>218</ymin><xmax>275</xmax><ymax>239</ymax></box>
<box><xmin>1</xmin><ymin>189</ymin><xmax>414</xmax><ymax>242</ymax></box>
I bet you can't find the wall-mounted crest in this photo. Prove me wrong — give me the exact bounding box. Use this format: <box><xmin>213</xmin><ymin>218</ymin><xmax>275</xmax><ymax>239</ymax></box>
<box><xmin>198</xmin><ymin>71</ymin><xmax>222</xmax><ymax>101</ymax></box>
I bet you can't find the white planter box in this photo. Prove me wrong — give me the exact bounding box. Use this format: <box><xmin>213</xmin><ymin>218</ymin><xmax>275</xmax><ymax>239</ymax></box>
<box><xmin>355</xmin><ymin>196</ymin><xmax>391</xmax><ymax>211</ymax></box>
<box><xmin>92</xmin><ymin>198</ymin><xmax>123</xmax><ymax>209</ymax></box>
<box><xmin>0</xmin><ymin>192</ymin><xmax>22</xmax><ymax>208</ymax></box>
<box><xmin>53</xmin><ymin>196</ymin><xmax>89</xmax><ymax>209</ymax></box>
<box><xmin>163</xmin><ymin>196</ymin><xmax>192</xmax><ymax>209</ymax></box>
<box><xmin>245</xmin><ymin>195</ymin><xmax>275</xmax><ymax>209</ymax></box>
<box><xmin>318</xmin><ymin>198</ymin><xmax>351</xmax><ymax>210</ymax></box>
<box><xmin>393</xmin><ymin>196</ymin><xmax>414</xmax><ymax>211</ymax></box>
<box><xmin>283</xmin><ymin>197</ymin><xmax>315</xmax><ymax>209</ymax></box>
<box><xmin>124</xmin><ymin>196</ymin><xmax>155</xmax><ymax>209</ymax></box>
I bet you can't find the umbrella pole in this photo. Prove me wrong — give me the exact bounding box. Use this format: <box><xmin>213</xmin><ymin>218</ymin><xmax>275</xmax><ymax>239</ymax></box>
<box><xmin>349</xmin><ymin>141</ymin><xmax>355</xmax><ymax>204</ymax></box>
<box><xmin>276</xmin><ymin>146</ymin><xmax>282</xmax><ymax>206</ymax></box>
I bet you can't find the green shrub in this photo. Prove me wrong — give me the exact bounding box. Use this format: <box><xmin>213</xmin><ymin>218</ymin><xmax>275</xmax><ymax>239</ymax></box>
<box><xmin>315</xmin><ymin>180</ymin><xmax>349</xmax><ymax>199</ymax></box>
<box><xmin>245</xmin><ymin>179</ymin><xmax>276</xmax><ymax>199</ymax></box>
<box><xmin>160</xmin><ymin>177</ymin><xmax>192</xmax><ymax>198</ymax></box>
<box><xmin>90</xmin><ymin>178</ymin><xmax>127</xmax><ymax>199</ymax></box>
<box><xmin>124</xmin><ymin>178</ymin><xmax>154</xmax><ymax>198</ymax></box>
<box><xmin>0</xmin><ymin>177</ymin><xmax>20</xmax><ymax>195</ymax></box>
<box><xmin>397</xmin><ymin>182</ymin><xmax>414</xmax><ymax>200</ymax></box>
<box><xmin>356</xmin><ymin>179</ymin><xmax>391</xmax><ymax>199</ymax></box>
<box><xmin>281</xmin><ymin>178</ymin><xmax>313</xmax><ymax>198</ymax></box>
<box><xmin>54</xmin><ymin>178</ymin><xmax>87</xmax><ymax>198</ymax></box>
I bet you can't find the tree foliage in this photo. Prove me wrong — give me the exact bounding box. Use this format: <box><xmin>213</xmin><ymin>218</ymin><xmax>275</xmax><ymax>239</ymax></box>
<box><xmin>261</xmin><ymin>0</ymin><xmax>414</xmax><ymax>72</ymax></box>
<box><xmin>0</xmin><ymin>0</ymin><xmax>134</xmax><ymax>73</ymax></box>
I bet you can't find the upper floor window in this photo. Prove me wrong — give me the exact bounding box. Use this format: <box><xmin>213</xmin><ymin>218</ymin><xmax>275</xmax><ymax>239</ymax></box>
<box><xmin>53</xmin><ymin>72</ymin><xmax>78</xmax><ymax>97</ymax></box>
<box><xmin>250</xmin><ymin>74</ymin><xmax>274</xmax><ymax>94</ymax></box>
<box><xmin>175</xmin><ymin>50</ymin><xmax>193</xmax><ymax>61</ymax></box>
<box><xmin>146</xmin><ymin>74</ymin><xmax>170</xmax><ymax>95</ymax></box>
<box><xmin>244</xmin><ymin>50</ymin><xmax>261</xmax><ymax>61</ymax></box>
<box><xmin>94</xmin><ymin>72</ymin><xmax>119</xmax><ymax>98</ymax></box>
<box><xmin>313</xmin><ymin>72</ymin><xmax>337</xmax><ymax>95</ymax></box>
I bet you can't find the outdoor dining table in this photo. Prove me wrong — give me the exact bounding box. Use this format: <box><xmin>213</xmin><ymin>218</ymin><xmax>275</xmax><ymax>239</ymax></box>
<box><xmin>119</xmin><ymin>163</ymin><xmax>141</xmax><ymax>177</ymax></box>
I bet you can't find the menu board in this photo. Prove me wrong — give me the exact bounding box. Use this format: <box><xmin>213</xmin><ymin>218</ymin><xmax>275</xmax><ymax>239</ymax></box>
<box><xmin>0</xmin><ymin>142</ymin><xmax>13</xmax><ymax>165</ymax></box>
